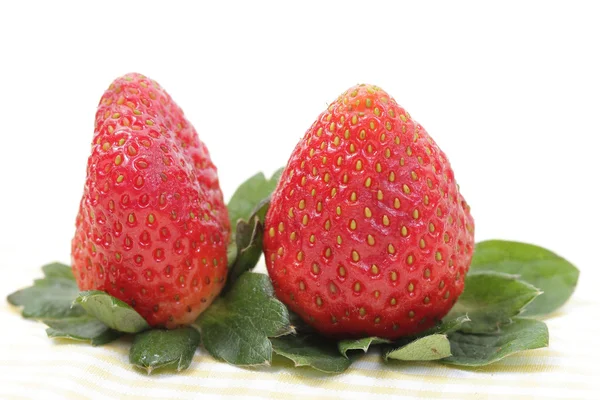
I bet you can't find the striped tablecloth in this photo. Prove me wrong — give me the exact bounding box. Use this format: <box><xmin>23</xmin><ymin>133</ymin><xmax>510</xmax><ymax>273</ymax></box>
<box><xmin>1</xmin><ymin>265</ymin><xmax>597</xmax><ymax>400</ymax></box>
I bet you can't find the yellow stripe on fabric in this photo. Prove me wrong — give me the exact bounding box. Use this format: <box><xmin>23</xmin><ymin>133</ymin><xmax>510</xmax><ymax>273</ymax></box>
<box><xmin>8</xmin><ymin>367</ymin><xmax>341</xmax><ymax>400</ymax></box>
<box><xmin>3</xmin><ymin>337</ymin><xmax>596</xmax><ymax>380</ymax></box>
<box><xmin>7</xmin><ymin>355</ymin><xmax>596</xmax><ymax>400</ymax></box>
<box><xmin>354</xmin><ymin>358</ymin><xmax>597</xmax><ymax>378</ymax></box>
<box><xmin>2</xmin><ymin>312</ymin><xmax>596</xmax><ymax>399</ymax></box>
<box><xmin>1</xmin><ymin>304</ymin><xmax>17</xmax><ymax>313</ymax></box>
<box><xmin>5</xmin><ymin>376</ymin><xmax>88</xmax><ymax>400</ymax></box>
<box><xmin>31</xmin><ymin>342</ymin><xmax>596</xmax><ymax>385</ymax></box>
<box><xmin>349</xmin><ymin>363</ymin><xmax>596</xmax><ymax>390</ymax></box>
<box><xmin>4</xmin><ymin>360</ymin><xmax>597</xmax><ymax>400</ymax></box>
<box><xmin>68</xmin><ymin>368</ymin><xmax>562</xmax><ymax>400</ymax></box>
<box><xmin>0</xmin><ymin>394</ymin><xmax>35</xmax><ymax>400</ymax></box>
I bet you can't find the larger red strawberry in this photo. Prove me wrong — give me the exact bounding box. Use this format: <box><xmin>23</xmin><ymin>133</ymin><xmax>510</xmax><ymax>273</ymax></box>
<box><xmin>72</xmin><ymin>73</ymin><xmax>229</xmax><ymax>328</ymax></box>
<box><xmin>263</xmin><ymin>84</ymin><xmax>474</xmax><ymax>339</ymax></box>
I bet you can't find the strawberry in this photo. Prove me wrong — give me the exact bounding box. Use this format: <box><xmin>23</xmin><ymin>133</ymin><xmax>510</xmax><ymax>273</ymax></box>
<box><xmin>71</xmin><ymin>73</ymin><xmax>229</xmax><ymax>328</ymax></box>
<box><xmin>263</xmin><ymin>84</ymin><xmax>474</xmax><ymax>339</ymax></box>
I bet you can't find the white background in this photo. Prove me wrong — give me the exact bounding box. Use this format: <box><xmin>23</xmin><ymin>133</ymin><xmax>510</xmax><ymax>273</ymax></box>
<box><xmin>1</xmin><ymin>0</ymin><xmax>599</xmax><ymax>328</ymax></box>
<box><xmin>1</xmin><ymin>1</ymin><xmax>599</xmax><ymax>398</ymax></box>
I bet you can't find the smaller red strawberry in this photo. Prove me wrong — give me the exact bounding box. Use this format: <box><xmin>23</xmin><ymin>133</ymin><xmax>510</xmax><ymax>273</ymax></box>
<box><xmin>263</xmin><ymin>84</ymin><xmax>474</xmax><ymax>339</ymax></box>
<box><xmin>71</xmin><ymin>73</ymin><xmax>229</xmax><ymax>328</ymax></box>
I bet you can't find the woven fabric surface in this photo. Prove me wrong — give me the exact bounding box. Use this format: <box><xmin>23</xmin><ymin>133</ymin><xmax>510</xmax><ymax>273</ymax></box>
<box><xmin>1</xmin><ymin>262</ymin><xmax>597</xmax><ymax>400</ymax></box>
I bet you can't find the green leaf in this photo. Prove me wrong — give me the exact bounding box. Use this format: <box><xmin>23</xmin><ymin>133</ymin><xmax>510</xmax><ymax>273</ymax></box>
<box><xmin>470</xmin><ymin>240</ymin><xmax>579</xmax><ymax>317</ymax></box>
<box><xmin>248</xmin><ymin>196</ymin><xmax>274</xmax><ymax>224</ymax></box>
<box><xmin>225</xmin><ymin>169</ymin><xmax>282</xmax><ymax>278</ymax></box>
<box><xmin>442</xmin><ymin>318</ymin><xmax>549</xmax><ymax>366</ymax></box>
<box><xmin>7</xmin><ymin>276</ymin><xmax>84</xmax><ymax>320</ymax></box>
<box><xmin>227</xmin><ymin>168</ymin><xmax>283</xmax><ymax>230</ymax></box>
<box><xmin>338</xmin><ymin>337</ymin><xmax>391</xmax><ymax>358</ymax></box>
<box><xmin>74</xmin><ymin>291</ymin><xmax>149</xmax><ymax>334</ymax></box>
<box><xmin>382</xmin><ymin>314</ymin><xmax>468</xmax><ymax>362</ymax></box>
<box><xmin>225</xmin><ymin>215</ymin><xmax>264</xmax><ymax>289</ymax></box>
<box><xmin>197</xmin><ymin>272</ymin><xmax>293</xmax><ymax>366</ymax></box>
<box><xmin>271</xmin><ymin>334</ymin><xmax>352</xmax><ymax>373</ymax></box>
<box><xmin>129</xmin><ymin>327</ymin><xmax>201</xmax><ymax>374</ymax></box>
<box><xmin>385</xmin><ymin>334</ymin><xmax>452</xmax><ymax>361</ymax></box>
<box><xmin>288</xmin><ymin>310</ymin><xmax>317</xmax><ymax>334</ymax></box>
<box><xmin>337</xmin><ymin>315</ymin><xmax>468</xmax><ymax>359</ymax></box>
<box><xmin>446</xmin><ymin>271</ymin><xmax>540</xmax><ymax>333</ymax></box>
<box><xmin>227</xmin><ymin>241</ymin><xmax>238</xmax><ymax>268</ymax></box>
<box><xmin>42</xmin><ymin>262</ymin><xmax>75</xmax><ymax>280</ymax></box>
<box><xmin>227</xmin><ymin>197</ymin><xmax>272</xmax><ymax>271</ymax></box>
<box><xmin>425</xmin><ymin>314</ymin><xmax>471</xmax><ymax>336</ymax></box>
<box><xmin>45</xmin><ymin>316</ymin><xmax>121</xmax><ymax>346</ymax></box>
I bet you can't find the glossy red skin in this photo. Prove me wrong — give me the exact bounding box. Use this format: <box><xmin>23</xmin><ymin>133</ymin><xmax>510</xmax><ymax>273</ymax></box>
<box><xmin>72</xmin><ymin>73</ymin><xmax>229</xmax><ymax>328</ymax></box>
<box><xmin>264</xmin><ymin>84</ymin><xmax>474</xmax><ymax>339</ymax></box>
